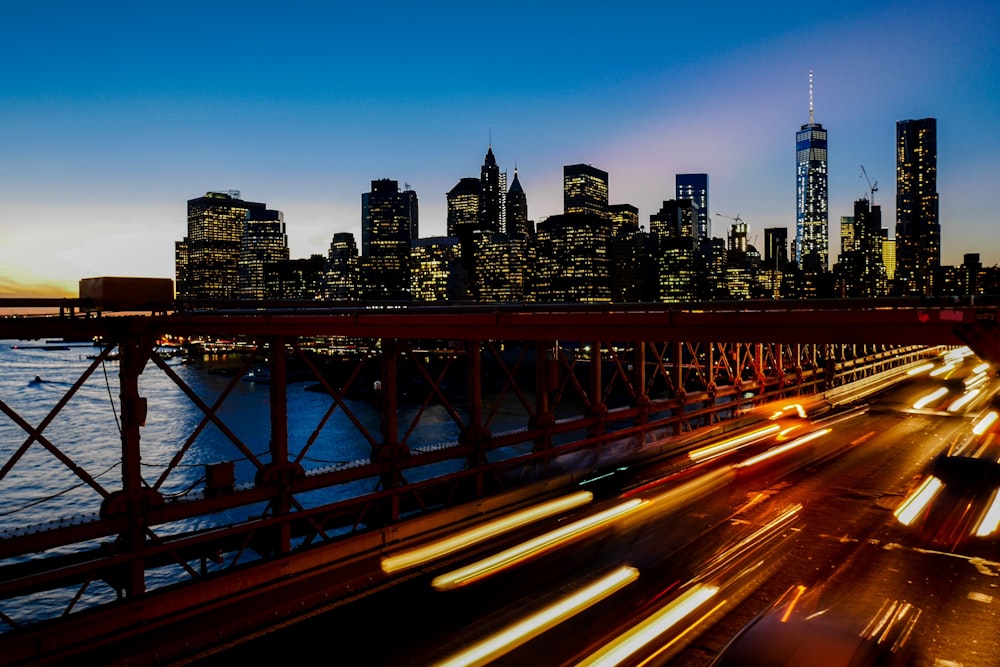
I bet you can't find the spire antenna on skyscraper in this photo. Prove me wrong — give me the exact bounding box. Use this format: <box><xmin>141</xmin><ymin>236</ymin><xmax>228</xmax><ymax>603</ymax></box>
<box><xmin>808</xmin><ymin>69</ymin><xmax>814</xmax><ymax>125</ymax></box>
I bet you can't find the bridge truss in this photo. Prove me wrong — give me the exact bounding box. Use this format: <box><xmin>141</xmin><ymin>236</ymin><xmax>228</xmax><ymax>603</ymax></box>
<box><xmin>0</xmin><ymin>299</ymin><xmax>996</xmax><ymax>665</ymax></box>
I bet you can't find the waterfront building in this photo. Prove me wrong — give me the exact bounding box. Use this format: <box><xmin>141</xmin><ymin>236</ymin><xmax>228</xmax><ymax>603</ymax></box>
<box><xmin>238</xmin><ymin>207</ymin><xmax>288</xmax><ymax>299</ymax></box>
<box><xmin>795</xmin><ymin>72</ymin><xmax>829</xmax><ymax>272</ymax></box>
<box><xmin>326</xmin><ymin>232</ymin><xmax>360</xmax><ymax>301</ymax></box>
<box><xmin>895</xmin><ymin>117</ymin><xmax>939</xmax><ymax>296</ymax></box>
<box><xmin>361</xmin><ymin>179</ymin><xmax>418</xmax><ymax>300</ymax></box>
<box><xmin>563</xmin><ymin>164</ymin><xmax>609</xmax><ymax>219</ymax></box>
<box><xmin>676</xmin><ymin>173</ymin><xmax>710</xmax><ymax>240</ymax></box>
<box><xmin>177</xmin><ymin>191</ymin><xmax>268</xmax><ymax>300</ymax></box>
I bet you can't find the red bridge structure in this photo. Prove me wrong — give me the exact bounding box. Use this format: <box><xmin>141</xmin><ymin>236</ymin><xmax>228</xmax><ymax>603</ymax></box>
<box><xmin>0</xmin><ymin>291</ymin><xmax>998</xmax><ymax>666</ymax></box>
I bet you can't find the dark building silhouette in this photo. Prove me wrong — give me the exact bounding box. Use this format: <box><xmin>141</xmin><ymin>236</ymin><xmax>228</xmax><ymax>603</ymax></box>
<box><xmin>895</xmin><ymin>117</ymin><xmax>939</xmax><ymax>296</ymax></box>
<box><xmin>505</xmin><ymin>168</ymin><xmax>530</xmax><ymax>239</ymax></box>
<box><xmin>266</xmin><ymin>254</ymin><xmax>327</xmax><ymax>300</ymax></box>
<box><xmin>361</xmin><ymin>179</ymin><xmax>418</xmax><ymax>300</ymax></box>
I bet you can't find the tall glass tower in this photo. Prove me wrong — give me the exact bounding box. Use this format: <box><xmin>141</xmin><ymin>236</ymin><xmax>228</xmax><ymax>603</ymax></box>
<box><xmin>795</xmin><ymin>71</ymin><xmax>829</xmax><ymax>272</ymax></box>
<box><xmin>675</xmin><ymin>173</ymin><xmax>709</xmax><ymax>240</ymax></box>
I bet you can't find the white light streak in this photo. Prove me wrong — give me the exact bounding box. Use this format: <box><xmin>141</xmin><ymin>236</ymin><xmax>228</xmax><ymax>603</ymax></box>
<box><xmin>912</xmin><ymin>387</ymin><xmax>949</xmax><ymax>410</ymax></box>
<box><xmin>894</xmin><ymin>476</ymin><xmax>943</xmax><ymax>526</ymax></box>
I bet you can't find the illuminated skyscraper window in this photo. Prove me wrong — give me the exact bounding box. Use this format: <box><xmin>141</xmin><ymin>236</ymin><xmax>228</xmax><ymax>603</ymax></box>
<box><xmin>675</xmin><ymin>174</ymin><xmax>709</xmax><ymax>240</ymax></box>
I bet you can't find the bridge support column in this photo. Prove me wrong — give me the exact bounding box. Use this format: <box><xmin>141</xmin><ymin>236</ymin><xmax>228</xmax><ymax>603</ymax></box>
<box><xmin>530</xmin><ymin>341</ymin><xmax>556</xmax><ymax>454</ymax></box>
<box><xmin>253</xmin><ymin>337</ymin><xmax>303</xmax><ymax>556</ymax></box>
<box><xmin>588</xmin><ymin>342</ymin><xmax>607</xmax><ymax>438</ymax></box>
<box><xmin>461</xmin><ymin>340</ymin><xmax>492</xmax><ymax>496</ymax></box>
<box><xmin>371</xmin><ymin>339</ymin><xmax>408</xmax><ymax>522</ymax></box>
<box><xmin>100</xmin><ymin>326</ymin><xmax>162</xmax><ymax>598</ymax></box>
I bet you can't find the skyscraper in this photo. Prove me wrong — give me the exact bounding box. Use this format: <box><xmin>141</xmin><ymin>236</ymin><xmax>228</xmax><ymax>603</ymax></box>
<box><xmin>563</xmin><ymin>164</ymin><xmax>609</xmax><ymax>219</ymax></box>
<box><xmin>675</xmin><ymin>174</ymin><xmax>709</xmax><ymax>240</ymax></box>
<box><xmin>795</xmin><ymin>72</ymin><xmax>829</xmax><ymax>272</ymax></box>
<box><xmin>238</xmin><ymin>207</ymin><xmax>288</xmax><ymax>299</ymax></box>
<box><xmin>177</xmin><ymin>191</ymin><xmax>268</xmax><ymax>300</ymax></box>
<box><xmin>326</xmin><ymin>232</ymin><xmax>359</xmax><ymax>301</ymax></box>
<box><xmin>504</xmin><ymin>168</ymin><xmax>530</xmax><ymax>239</ymax></box>
<box><xmin>479</xmin><ymin>146</ymin><xmax>502</xmax><ymax>233</ymax></box>
<box><xmin>895</xmin><ymin>117</ymin><xmax>939</xmax><ymax>296</ymax></box>
<box><xmin>361</xmin><ymin>179</ymin><xmax>418</xmax><ymax>300</ymax></box>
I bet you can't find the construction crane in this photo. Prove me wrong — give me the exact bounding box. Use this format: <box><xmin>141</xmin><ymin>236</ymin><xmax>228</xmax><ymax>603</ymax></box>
<box><xmin>860</xmin><ymin>165</ymin><xmax>878</xmax><ymax>204</ymax></box>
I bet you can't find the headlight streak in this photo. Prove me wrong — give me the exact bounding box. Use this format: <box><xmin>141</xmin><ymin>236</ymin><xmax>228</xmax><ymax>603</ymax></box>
<box><xmin>947</xmin><ymin>388</ymin><xmax>981</xmax><ymax>413</ymax></box>
<box><xmin>380</xmin><ymin>490</ymin><xmax>595</xmax><ymax>574</ymax></box>
<box><xmin>431</xmin><ymin>499</ymin><xmax>644</xmax><ymax>590</ymax></box>
<box><xmin>700</xmin><ymin>504</ymin><xmax>803</xmax><ymax>579</ymax></box>
<box><xmin>965</xmin><ymin>371</ymin><xmax>990</xmax><ymax>389</ymax></box>
<box><xmin>929</xmin><ymin>363</ymin><xmax>955</xmax><ymax>378</ymax></box>
<box><xmin>779</xmin><ymin>584</ymin><xmax>808</xmax><ymax>623</ymax></box>
<box><xmin>894</xmin><ymin>476</ymin><xmax>944</xmax><ymax>526</ymax></box>
<box><xmin>974</xmin><ymin>487</ymin><xmax>1000</xmax><ymax>537</ymax></box>
<box><xmin>688</xmin><ymin>424</ymin><xmax>781</xmax><ymax>463</ymax></box>
<box><xmin>574</xmin><ymin>584</ymin><xmax>721</xmax><ymax>667</ymax></box>
<box><xmin>912</xmin><ymin>387</ymin><xmax>949</xmax><ymax>410</ymax></box>
<box><xmin>907</xmin><ymin>363</ymin><xmax>935</xmax><ymax>376</ymax></box>
<box><xmin>973</xmin><ymin>411</ymin><xmax>999</xmax><ymax>436</ymax></box>
<box><xmin>432</xmin><ymin>565</ymin><xmax>640</xmax><ymax>667</ymax></box>
<box><xmin>972</xmin><ymin>362</ymin><xmax>990</xmax><ymax>374</ymax></box>
<box><xmin>734</xmin><ymin>429</ymin><xmax>832</xmax><ymax>469</ymax></box>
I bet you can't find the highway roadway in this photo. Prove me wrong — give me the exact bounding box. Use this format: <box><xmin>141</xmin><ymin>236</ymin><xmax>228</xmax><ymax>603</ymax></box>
<box><xmin>186</xmin><ymin>348</ymin><xmax>1000</xmax><ymax>667</ymax></box>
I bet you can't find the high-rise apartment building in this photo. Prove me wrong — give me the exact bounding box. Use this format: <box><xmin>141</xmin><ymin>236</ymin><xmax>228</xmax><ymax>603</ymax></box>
<box><xmin>675</xmin><ymin>174</ymin><xmax>709</xmax><ymax>240</ymax></box>
<box><xmin>238</xmin><ymin>207</ymin><xmax>288</xmax><ymax>299</ymax></box>
<box><xmin>649</xmin><ymin>200</ymin><xmax>698</xmax><ymax>303</ymax></box>
<box><xmin>361</xmin><ymin>179</ymin><xmax>418</xmax><ymax>300</ymax></box>
<box><xmin>563</xmin><ymin>164</ymin><xmax>609</xmax><ymax>219</ymax></box>
<box><xmin>795</xmin><ymin>72</ymin><xmax>829</xmax><ymax>272</ymax></box>
<box><xmin>895</xmin><ymin>117</ymin><xmax>939</xmax><ymax>296</ymax></box>
<box><xmin>177</xmin><ymin>191</ymin><xmax>268</xmax><ymax>300</ymax></box>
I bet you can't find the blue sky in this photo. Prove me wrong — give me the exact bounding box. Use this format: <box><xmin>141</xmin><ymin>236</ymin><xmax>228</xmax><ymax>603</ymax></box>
<box><xmin>1</xmin><ymin>0</ymin><xmax>998</xmax><ymax>296</ymax></box>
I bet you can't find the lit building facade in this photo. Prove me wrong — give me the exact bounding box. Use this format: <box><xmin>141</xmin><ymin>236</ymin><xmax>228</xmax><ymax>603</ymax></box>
<box><xmin>675</xmin><ymin>173</ymin><xmax>709</xmax><ymax>240</ymax></box>
<box><xmin>326</xmin><ymin>232</ymin><xmax>359</xmax><ymax>301</ymax></box>
<box><xmin>178</xmin><ymin>191</ymin><xmax>267</xmax><ymax>300</ymax></box>
<box><xmin>410</xmin><ymin>236</ymin><xmax>465</xmax><ymax>302</ymax></box>
<box><xmin>895</xmin><ymin>117</ymin><xmax>939</xmax><ymax>296</ymax></box>
<box><xmin>238</xmin><ymin>207</ymin><xmax>288</xmax><ymax>299</ymax></box>
<box><xmin>563</xmin><ymin>164</ymin><xmax>609</xmax><ymax>219</ymax></box>
<box><xmin>795</xmin><ymin>74</ymin><xmax>829</xmax><ymax>272</ymax></box>
<box><xmin>361</xmin><ymin>179</ymin><xmax>418</xmax><ymax>300</ymax></box>
<box><xmin>533</xmin><ymin>213</ymin><xmax>611</xmax><ymax>303</ymax></box>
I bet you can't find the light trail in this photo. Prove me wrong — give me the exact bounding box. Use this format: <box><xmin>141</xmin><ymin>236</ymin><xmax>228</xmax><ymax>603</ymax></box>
<box><xmin>735</xmin><ymin>429</ymin><xmax>832</xmax><ymax>469</ymax></box>
<box><xmin>381</xmin><ymin>490</ymin><xmax>594</xmax><ymax>574</ymax></box>
<box><xmin>912</xmin><ymin>387</ymin><xmax>949</xmax><ymax>410</ymax></box>
<box><xmin>433</xmin><ymin>566</ymin><xmax>639</xmax><ymax>667</ymax></box>
<box><xmin>688</xmin><ymin>424</ymin><xmax>781</xmax><ymax>463</ymax></box>
<box><xmin>894</xmin><ymin>476</ymin><xmax>944</xmax><ymax>526</ymax></box>
<box><xmin>431</xmin><ymin>499</ymin><xmax>643</xmax><ymax>590</ymax></box>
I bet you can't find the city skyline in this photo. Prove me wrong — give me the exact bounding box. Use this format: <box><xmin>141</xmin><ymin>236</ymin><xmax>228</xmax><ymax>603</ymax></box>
<box><xmin>1</xmin><ymin>1</ymin><xmax>998</xmax><ymax>297</ymax></box>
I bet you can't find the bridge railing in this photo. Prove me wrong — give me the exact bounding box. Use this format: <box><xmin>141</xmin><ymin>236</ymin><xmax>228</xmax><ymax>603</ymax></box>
<box><xmin>0</xmin><ymin>302</ymin><xmax>976</xmax><ymax>638</ymax></box>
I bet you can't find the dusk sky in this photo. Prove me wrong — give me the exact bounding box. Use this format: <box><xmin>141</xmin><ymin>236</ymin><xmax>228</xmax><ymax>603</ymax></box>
<box><xmin>1</xmin><ymin>1</ymin><xmax>997</xmax><ymax>297</ymax></box>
